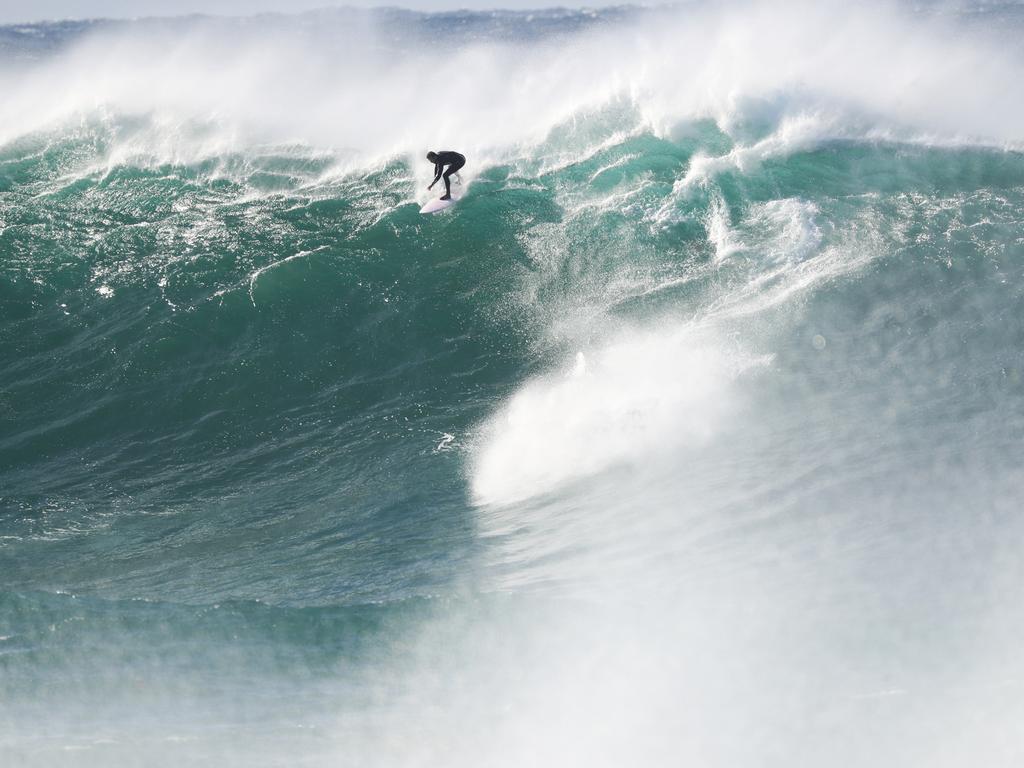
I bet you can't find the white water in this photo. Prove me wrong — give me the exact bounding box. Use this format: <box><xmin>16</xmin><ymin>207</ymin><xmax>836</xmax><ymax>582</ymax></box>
<box><xmin>1</xmin><ymin>0</ymin><xmax>1023</xmax><ymax>174</ymax></box>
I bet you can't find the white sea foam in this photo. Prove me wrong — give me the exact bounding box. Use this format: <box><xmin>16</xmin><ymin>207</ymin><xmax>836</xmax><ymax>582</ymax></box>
<box><xmin>0</xmin><ymin>0</ymin><xmax>1022</xmax><ymax>175</ymax></box>
<box><xmin>470</xmin><ymin>321</ymin><xmax>770</xmax><ymax>506</ymax></box>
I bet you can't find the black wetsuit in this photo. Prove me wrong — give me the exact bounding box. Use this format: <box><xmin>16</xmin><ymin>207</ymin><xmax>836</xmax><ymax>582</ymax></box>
<box><xmin>430</xmin><ymin>151</ymin><xmax>466</xmax><ymax>200</ymax></box>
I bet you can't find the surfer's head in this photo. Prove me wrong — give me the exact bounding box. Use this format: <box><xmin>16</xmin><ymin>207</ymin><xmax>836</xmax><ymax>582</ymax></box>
<box><xmin>426</xmin><ymin>152</ymin><xmax>438</xmax><ymax>162</ymax></box>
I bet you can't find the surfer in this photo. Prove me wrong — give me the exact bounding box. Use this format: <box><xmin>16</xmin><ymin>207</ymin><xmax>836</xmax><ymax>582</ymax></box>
<box><xmin>426</xmin><ymin>150</ymin><xmax>465</xmax><ymax>201</ymax></box>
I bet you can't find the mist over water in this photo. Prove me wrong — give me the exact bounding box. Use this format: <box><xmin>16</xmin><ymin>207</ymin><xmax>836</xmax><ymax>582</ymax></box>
<box><xmin>2</xmin><ymin>2</ymin><xmax>1024</xmax><ymax>766</ymax></box>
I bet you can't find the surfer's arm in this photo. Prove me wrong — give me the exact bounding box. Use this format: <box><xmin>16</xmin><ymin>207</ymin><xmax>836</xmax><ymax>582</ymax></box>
<box><xmin>428</xmin><ymin>162</ymin><xmax>444</xmax><ymax>189</ymax></box>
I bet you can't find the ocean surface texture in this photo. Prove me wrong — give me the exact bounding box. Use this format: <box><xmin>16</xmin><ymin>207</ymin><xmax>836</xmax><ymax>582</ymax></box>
<box><xmin>2</xmin><ymin>3</ymin><xmax>1024</xmax><ymax>766</ymax></box>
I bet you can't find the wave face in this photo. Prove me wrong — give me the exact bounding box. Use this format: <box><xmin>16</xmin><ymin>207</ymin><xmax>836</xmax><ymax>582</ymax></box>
<box><xmin>3</xmin><ymin>2</ymin><xmax>1024</xmax><ymax>766</ymax></box>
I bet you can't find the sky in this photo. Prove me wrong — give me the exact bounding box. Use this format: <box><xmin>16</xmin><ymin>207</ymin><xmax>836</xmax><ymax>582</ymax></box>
<box><xmin>0</xmin><ymin>0</ymin><xmax>621</xmax><ymax>24</ymax></box>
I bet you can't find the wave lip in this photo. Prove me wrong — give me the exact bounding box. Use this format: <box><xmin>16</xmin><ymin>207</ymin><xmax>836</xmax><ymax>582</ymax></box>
<box><xmin>4</xmin><ymin>0</ymin><xmax>1024</xmax><ymax>162</ymax></box>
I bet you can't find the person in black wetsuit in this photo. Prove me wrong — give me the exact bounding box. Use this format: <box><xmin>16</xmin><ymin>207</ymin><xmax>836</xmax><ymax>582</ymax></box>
<box><xmin>426</xmin><ymin>150</ymin><xmax>466</xmax><ymax>201</ymax></box>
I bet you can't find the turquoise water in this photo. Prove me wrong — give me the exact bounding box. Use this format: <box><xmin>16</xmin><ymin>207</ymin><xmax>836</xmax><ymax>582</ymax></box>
<box><xmin>2</xmin><ymin>3</ymin><xmax>1024</xmax><ymax>766</ymax></box>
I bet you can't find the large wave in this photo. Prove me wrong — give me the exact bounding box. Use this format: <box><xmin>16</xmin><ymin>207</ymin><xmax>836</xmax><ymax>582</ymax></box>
<box><xmin>2</xmin><ymin>2</ymin><xmax>1024</xmax><ymax>767</ymax></box>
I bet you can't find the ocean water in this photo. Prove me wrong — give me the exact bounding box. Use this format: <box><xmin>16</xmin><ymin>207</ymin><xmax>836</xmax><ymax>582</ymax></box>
<box><xmin>2</xmin><ymin>2</ymin><xmax>1024</xmax><ymax>765</ymax></box>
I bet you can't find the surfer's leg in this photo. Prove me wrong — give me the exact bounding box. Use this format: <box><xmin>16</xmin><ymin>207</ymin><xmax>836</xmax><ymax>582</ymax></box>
<box><xmin>440</xmin><ymin>157</ymin><xmax>464</xmax><ymax>200</ymax></box>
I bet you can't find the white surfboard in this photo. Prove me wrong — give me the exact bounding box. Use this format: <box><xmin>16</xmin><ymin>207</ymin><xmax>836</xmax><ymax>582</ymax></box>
<box><xmin>420</xmin><ymin>195</ymin><xmax>460</xmax><ymax>215</ymax></box>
